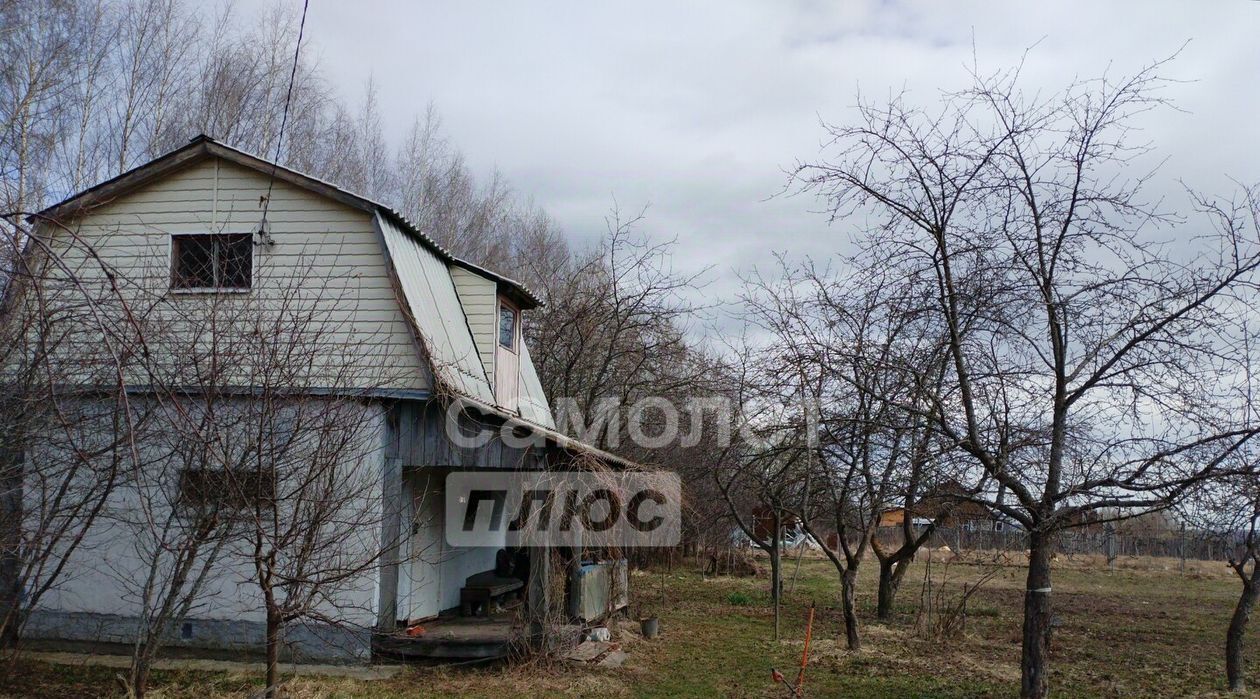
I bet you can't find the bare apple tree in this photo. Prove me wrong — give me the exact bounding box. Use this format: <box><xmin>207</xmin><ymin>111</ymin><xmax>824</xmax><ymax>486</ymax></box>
<box><xmin>1219</xmin><ymin>476</ymin><xmax>1260</xmax><ymax>694</ymax></box>
<box><xmin>742</xmin><ymin>257</ymin><xmax>971</xmax><ymax>647</ymax></box>
<box><xmin>1180</xmin><ymin>469</ymin><xmax>1260</xmax><ymax>693</ymax></box>
<box><xmin>118</xmin><ymin>400</ymin><xmax>236</xmax><ymax>699</ymax></box>
<box><xmin>794</xmin><ymin>58</ymin><xmax>1260</xmax><ymax>698</ymax></box>
<box><xmin>701</xmin><ymin>336</ymin><xmax>808</xmax><ymax>641</ymax></box>
<box><xmin>1178</xmin><ymin>323</ymin><xmax>1260</xmax><ymax>694</ymax></box>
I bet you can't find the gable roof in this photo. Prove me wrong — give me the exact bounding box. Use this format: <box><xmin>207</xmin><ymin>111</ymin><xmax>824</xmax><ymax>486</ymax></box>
<box><xmin>31</xmin><ymin>134</ymin><xmax>542</xmax><ymax>310</ymax></box>
<box><xmin>25</xmin><ymin>134</ymin><xmax>641</xmax><ymax>464</ymax></box>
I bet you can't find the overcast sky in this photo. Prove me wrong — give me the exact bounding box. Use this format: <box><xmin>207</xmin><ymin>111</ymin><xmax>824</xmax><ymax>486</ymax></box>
<box><xmin>268</xmin><ymin>1</ymin><xmax>1259</xmax><ymax>311</ymax></box>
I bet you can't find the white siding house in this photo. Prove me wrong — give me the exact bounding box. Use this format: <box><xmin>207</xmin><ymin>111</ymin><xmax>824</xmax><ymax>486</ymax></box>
<box><xmin>35</xmin><ymin>153</ymin><xmax>428</xmax><ymax>393</ymax></box>
<box><xmin>11</xmin><ymin>136</ymin><xmax>631</xmax><ymax>662</ymax></box>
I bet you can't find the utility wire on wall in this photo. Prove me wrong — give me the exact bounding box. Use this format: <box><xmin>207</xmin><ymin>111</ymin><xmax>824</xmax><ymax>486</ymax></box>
<box><xmin>258</xmin><ymin>0</ymin><xmax>311</xmax><ymax>242</ymax></box>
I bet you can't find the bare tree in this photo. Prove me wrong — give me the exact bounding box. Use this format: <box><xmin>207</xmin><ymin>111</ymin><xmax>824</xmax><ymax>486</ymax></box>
<box><xmin>794</xmin><ymin>58</ymin><xmax>1260</xmax><ymax>698</ymax></box>
<box><xmin>743</xmin><ymin>257</ymin><xmax>969</xmax><ymax>646</ymax></box>
<box><xmin>242</xmin><ymin>396</ymin><xmax>387</xmax><ymax>697</ymax></box>
<box><xmin>868</xmin><ymin>417</ymin><xmax>957</xmax><ymax>621</ymax></box>
<box><xmin>1179</xmin><ymin>325</ymin><xmax>1260</xmax><ymax>694</ymax></box>
<box><xmin>707</xmin><ymin>342</ymin><xmax>807</xmax><ymax>642</ymax></box>
<box><xmin>725</xmin><ymin>453</ymin><xmax>804</xmax><ymax>639</ymax></box>
<box><xmin>106</xmin><ymin>0</ymin><xmax>194</xmax><ymax>173</ymax></box>
<box><xmin>1182</xmin><ymin>471</ymin><xmax>1260</xmax><ymax>693</ymax></box>
<box><xmin>120</xmin><ymin>407</ymin><xmax>234</xmax><ymax>698</ymax></box>
<box><xmin>154</xmin><ymin>259</ymin><xmax>400</xmax><ymax>697</ymax></box>
<box><xmin>1221</xmin><ymin>478</ymin><xmax>1260</xmax><ymax>694</ymax></box>
<box><xmin>0</xmin><ymin>0</ymin><xmax>85</xmax><ymax>216</ymax></box>
<box><xmin>0</xmin><ymin>214</ymin><xmax>156</xmax><ymax>651</ymax></box>
<box><xmin>533</xmin><ymin>208</ymin><xmax>709</xmax><ymax>456</ymax></box>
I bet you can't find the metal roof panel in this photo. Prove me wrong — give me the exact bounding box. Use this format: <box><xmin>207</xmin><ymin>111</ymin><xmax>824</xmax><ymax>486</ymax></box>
<box><xmin>516</xmin><ymin>340</ymin><xmax>556</xmax><ymax>429</ymax></box>
<box><xmin>376</xmin><ymin>213</ymin><xmax>495</xmax><ymax>404</ymax></box>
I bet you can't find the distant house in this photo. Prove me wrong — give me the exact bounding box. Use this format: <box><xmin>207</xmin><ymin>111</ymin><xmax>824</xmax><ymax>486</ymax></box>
<box><xmin>878</xmin><ymin>509</ymin><xmax>914</xmax><ymax>528</ymax></box>
<box><xmin>12</xmin><ymin>136</ymin><xmax>637</xmax><ymax>662</ymax></box>
<box><xmin>878</xmin><ymin>481</ymin><xmax>1015</xmax><ymax>532</ymax></box>
<box><xmin>1066</xmin><ymin>508</ymin><xmax>1183</xmax><ymax>538</ymax></box>
<box><xmin>750</xmin><ymin>505</ymin><xmax>802</xmax><ymax>544</ymax></box>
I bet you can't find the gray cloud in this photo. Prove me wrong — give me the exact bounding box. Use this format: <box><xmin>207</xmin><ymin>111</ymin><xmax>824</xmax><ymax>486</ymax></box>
<box><xmin>257</xmin><ymin>0</ymin><xmax>1260</xmax><ymax>318</ymax></box>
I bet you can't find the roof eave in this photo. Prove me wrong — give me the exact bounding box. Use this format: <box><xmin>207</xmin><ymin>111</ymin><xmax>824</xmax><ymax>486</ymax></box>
<box><xmin>452</xmin><ymin>394</ymin><xmax>643</xmax><ymax>471</ymax></box>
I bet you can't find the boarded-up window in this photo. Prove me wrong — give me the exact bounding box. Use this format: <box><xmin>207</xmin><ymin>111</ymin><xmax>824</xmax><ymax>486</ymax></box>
<box><xmin>171</xmin><ymin>234</ymin><xmax>253</xmax><ymax>290</ymax></box>
<box><xmin>178</xmin><ymin>468</ymin><xmax>275</xmax><ymax>511</ymax></box>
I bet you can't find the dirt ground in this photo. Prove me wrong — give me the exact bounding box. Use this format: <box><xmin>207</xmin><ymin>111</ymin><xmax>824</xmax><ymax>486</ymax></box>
<box><xmin>2</xmin><ymin>550</ymin><xmax>1257</xmax><ymax>697</ymax></box>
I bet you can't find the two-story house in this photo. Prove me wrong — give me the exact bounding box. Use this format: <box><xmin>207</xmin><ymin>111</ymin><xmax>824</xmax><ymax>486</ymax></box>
<box><xmin>9</xmin><ymin>135</ymin><xmax>633</xmax><ymax>663</ymax></box>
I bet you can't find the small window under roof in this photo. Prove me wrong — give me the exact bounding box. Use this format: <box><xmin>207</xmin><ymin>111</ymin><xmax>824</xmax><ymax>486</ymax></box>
<box><xmin>498</xmin><ymin>302</ymin><xmax>518</xmax><ymax>351</ymax></box>
<box><xmin>171</xmin><ymin>233</ymin><xmax>252</xmax><ymax>291</ymax></box>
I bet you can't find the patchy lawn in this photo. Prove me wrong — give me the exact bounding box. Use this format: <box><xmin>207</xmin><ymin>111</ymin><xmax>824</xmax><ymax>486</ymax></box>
<box><xmin>2</xmin><ymin>552</ymin><xmax>1256</xmax><ymax>697</ymax></box>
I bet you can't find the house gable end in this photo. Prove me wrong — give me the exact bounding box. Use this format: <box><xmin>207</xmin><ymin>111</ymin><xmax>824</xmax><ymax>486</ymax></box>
<box><xmin>38</xmin><ymin>154</ymin><xmax>431</xmax><ymax>393</ymax></box>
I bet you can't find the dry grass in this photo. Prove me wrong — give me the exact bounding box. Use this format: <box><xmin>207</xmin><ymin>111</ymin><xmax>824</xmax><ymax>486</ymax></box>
<box><xmin>2</xmin><ymin>552</ymin><xmax>1257</xmax><ymax>697</ymax></box>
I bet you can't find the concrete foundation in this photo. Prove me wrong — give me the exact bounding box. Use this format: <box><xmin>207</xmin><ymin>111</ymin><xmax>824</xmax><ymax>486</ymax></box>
<box><xmin>22</xmin><ymin>610</ymin><xmax>372</xmax><ymax>663</ymax></box>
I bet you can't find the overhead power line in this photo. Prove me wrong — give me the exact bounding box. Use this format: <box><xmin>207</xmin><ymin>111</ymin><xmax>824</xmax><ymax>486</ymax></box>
<box><xmin>259</xmin><ymin>0</ymin><xmax>310</xmax><ymax>239</ymax></box>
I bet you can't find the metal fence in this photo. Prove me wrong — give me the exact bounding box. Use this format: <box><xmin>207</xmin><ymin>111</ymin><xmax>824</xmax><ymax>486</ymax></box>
<box><xmin>873</xmin><ymin>525</ymin><xmax>1234</xmax><ymax>563</ymax></box>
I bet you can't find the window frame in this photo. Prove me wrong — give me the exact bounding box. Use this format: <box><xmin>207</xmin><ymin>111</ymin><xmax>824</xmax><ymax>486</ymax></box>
<box><xmin>497</xmin><ymin>299</ymin><xmax>519</xmax><ymax>353</ymax></box>
<box><xmin>177</xmin><ymin>466</ymin><xmax>277</xmax><ymax>515</ymax></box>
<box><xmin>169</xmin><ymin>232</ymin><xmax>255</xmax><ymax>293</ymax></box>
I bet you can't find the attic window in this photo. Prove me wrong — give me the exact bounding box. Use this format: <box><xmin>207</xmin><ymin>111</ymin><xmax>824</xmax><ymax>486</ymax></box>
<box><xmin>171</xmin><ymin>233</ymin><xmax>252</xmax><ymax>291</ymax></box>
<box><xmin>498</xmin><ymin>302</ymin><xmax>518</xmax><ymax>351</ymax></box>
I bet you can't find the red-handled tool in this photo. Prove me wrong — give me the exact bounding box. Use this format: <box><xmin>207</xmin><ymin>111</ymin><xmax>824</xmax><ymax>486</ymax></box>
<box><xmin>771</xmin><ymin>602</ymin><xmax>815</xmax><ymax>697</ymax></box>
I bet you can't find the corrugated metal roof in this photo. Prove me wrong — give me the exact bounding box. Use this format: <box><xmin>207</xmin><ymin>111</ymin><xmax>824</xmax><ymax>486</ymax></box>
<box><xmin>376</xmin><ymin>213</ymin><xmax>496</xmax><ymax>405</ymax></box>
<box><xmin>379</xmin><ymin>211</ymin><xmax>558</xmax><ymax>433</ymax></box>
<box><xmin>516</xmin><ymin>340</ymin><xmax>556</xmax><ymax>429</ymax></box>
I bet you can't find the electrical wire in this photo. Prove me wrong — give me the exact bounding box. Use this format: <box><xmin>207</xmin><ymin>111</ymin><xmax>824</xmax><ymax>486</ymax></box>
<box><xmin>259</xmin><ymin>0</ymin><xmax>310</xmax><ymax>236</ymax></box>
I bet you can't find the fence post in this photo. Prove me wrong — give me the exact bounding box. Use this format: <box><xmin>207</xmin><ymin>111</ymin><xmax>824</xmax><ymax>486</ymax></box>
<box><xmin>1179</xmin><ymin>523</ymin><xmax>1186</xmax><ymax>573</ymax></box>
<box><xmin>1104</xmin><ymin>523</ymin><xmax>1116</xmax><ymax>570</ymax></box>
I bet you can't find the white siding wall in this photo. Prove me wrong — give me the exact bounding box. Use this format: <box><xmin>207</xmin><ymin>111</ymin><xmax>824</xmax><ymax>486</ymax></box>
<box><xmin>450</xmin><ymin>266</ymin><xmax>498</xmax><ymax>386</ymax></box>
<box><xmin>42</xmin><ymin>156</ymin><xmax>428</xmax><ymax>392</ymax></box>
<box><xmin>31</xmin><ymin>397</ymin><xmax>386</xmax><ymax>632</ymax></box>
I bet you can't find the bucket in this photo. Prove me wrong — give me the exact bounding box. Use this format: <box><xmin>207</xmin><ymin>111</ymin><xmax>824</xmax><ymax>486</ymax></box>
<box><xmin>640</xmin><ymin>616</ymin><xmax>660</xmax><ymax>639</ymax></box>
